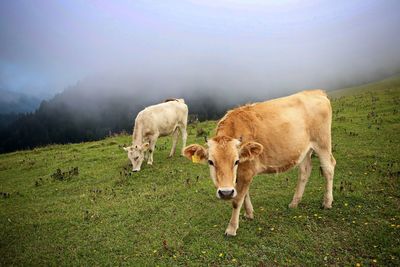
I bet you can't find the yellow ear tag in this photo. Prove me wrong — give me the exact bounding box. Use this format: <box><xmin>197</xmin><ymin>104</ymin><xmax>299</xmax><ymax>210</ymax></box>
<box><xmin>192</xmin><ymin>155</ymin><xmax>201</xmax><ymax>163</ymax></box>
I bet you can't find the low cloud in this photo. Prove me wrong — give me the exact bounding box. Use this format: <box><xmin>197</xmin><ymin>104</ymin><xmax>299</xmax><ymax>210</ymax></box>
<box><xmin>0</xmin><ymin>0</ymin><xmax>399</xmax><ymax>101</ymax></box>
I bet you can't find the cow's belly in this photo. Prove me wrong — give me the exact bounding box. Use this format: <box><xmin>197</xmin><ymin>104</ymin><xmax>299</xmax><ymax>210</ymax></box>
<box><xmin>158</xmin><ymin>124</ymin><xmax>178</xmax><ymax>137</ymax></box>
<box><xmin>258</xmin><ymin>143</ymin><xmax>311</xmax><ymax>174</ymax></box>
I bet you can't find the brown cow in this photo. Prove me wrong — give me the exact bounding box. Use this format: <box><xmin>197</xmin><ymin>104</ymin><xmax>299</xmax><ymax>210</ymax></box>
<box><xmin>183</xmin><ymin>90</ymin><xmax>336</xmax><ymax>236</ymax></box>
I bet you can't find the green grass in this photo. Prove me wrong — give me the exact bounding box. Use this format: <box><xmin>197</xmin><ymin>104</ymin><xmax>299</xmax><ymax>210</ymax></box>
<box><xmin>329</xmin><ymin>73</ymin><xmax>400</xmax><ymax>98</ymax></box>
<box><xmin>1</xmin><ymin>78</ymin><xmax>399</xmax><ymax>266</ymax></box>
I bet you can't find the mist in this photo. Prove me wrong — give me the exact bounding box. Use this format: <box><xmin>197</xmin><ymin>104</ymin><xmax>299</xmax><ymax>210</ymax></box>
<box><xmin>2</xmin><ymin>1</ymin><xmax>400</xmax><ymax>153</ymax></box>
<box><xmin>1</xmin><ymin>0</ymin><xmax>400</xmax><ymax>101</ymax></box>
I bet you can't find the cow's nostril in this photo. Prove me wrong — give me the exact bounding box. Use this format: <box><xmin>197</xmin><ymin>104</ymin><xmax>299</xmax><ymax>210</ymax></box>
<box><xmin>218</xmin><ymin>189</ymin><xmax>234</xmax><ymax>198</ymax></box>
<box><xmin>218</xmin><ymin>190</ymin><xmax>223</xmax><ymax>197</ymax></box>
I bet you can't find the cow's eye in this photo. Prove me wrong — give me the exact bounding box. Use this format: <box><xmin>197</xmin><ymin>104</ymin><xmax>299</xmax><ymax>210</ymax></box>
<box><xmin>208</xmin><ymin>160</ymin><xmax>214</xmax><ymax>166</ymax></box>
<box><xmin>134</xmin><ymin>157</ymin><xmax>139</xmax><ymax>161</ymax></box>
<box><xmin>234</xmin><ymin>160</ymin><xmax>239</xmax><ymax>166</ymax></box>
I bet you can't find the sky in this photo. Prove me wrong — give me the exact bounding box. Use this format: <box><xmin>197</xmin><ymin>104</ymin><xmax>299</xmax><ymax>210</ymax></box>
<box><xmin>0</xmin><ymin>0</ymin><xmax>400</xmax><ymax>99</ymax></box>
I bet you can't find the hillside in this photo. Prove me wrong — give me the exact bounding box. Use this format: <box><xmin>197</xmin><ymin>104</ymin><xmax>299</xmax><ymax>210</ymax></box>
<box><xmin>328</xmin><ymin>73</ymin><xmax>400</xmax><ymax>98</ymax></box>
<box><xmin>0</xmin><ymin>89</ymin><xmax>41</xmax><ymax>114</ymax></box>
<box><xmin>0</xmin><ymin>82</ymin><xmax>399</xmax><ymax>265</ymax></box>
<box><xmin>0</xmin><ymin>81</ymin><xmax>235</xmax><ymax>153</ymax></box>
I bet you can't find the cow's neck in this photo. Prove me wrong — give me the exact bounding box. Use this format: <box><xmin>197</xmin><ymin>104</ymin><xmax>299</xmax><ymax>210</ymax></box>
<box><xmin>132</xmin><ymin>123</ymin><xmax>143</xmax><ymax>145</ymax></box>
<box><xmin>216</xmin><ymin>118</ymin><xmax>236</xmax><ymax>138</ymax></box>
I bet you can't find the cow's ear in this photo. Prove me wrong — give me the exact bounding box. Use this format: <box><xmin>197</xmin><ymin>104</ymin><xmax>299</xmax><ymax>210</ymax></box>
<box><xmin>239</xmin><ymin>142</ymin><xmax>263</xmax><ymax>162</ymax></box>
<box><xmin>123</xmin><ymin>146</ymin><xmax>131</xmax><ymax>152</ymax></box>
<box><xmin>141</xmin><ymin>143</ymin><xmax>150</xmax><ymax>151</ymax></box>
<box><xmin>183</xmin><ymin>144</ymin><xmax>207</xmax><ymax>164</ymax></box>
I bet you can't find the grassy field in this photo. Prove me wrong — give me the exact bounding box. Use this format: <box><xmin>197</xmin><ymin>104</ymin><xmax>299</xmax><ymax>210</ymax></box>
<box><xmin>1</xmin><ymin>78</ymin><xmax>399</xmax><ymax>266</ymax></box>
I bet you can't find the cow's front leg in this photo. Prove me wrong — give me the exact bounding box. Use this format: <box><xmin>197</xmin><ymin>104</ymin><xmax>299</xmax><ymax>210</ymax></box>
<box><xmin>144</xmin><ymin>150</ymin><xmax>150</xmax><ymax>162</ymax></box>
<box><xmin>225</xmin><ymin>181</ymin><xmax>251</xmax><ymax>236</ymax></box>
<box><xmin>147</xmin><ymin>139</ymin><xmax>157</xmax><ymax>165</ymax></box>
<box><xmin>244</xmin><ymin>192</ymin><xmax>254</xmax><ymax>219</ymax></box>
<box><xmin>147</xmin><ymin>151</ymin><xmax>153</xmax><ymax>165</ymax></box>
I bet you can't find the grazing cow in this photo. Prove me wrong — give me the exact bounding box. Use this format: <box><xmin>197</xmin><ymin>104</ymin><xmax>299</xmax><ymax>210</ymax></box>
<box><xmin>183</xmin><ymin>90</ymin><xmax>336</xmax><ymax>236</ymax></box>
<box><xmin>124</xmin><ymin>98</ymin><xmax>188</xmax><ymax>172</ymax></box>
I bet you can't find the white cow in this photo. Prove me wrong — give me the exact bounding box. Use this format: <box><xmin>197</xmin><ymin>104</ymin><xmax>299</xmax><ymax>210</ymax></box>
<box><xmin>124</xmin><ymin>98</ymin><xmax>188</xmax><ymax>172</ymax></box>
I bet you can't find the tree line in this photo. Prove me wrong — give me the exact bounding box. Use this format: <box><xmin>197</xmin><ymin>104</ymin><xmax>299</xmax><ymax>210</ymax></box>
<box><xmin>0</xmin><ymin>90</ymin><xmax>230</xmax><ymax>153</ymax></box>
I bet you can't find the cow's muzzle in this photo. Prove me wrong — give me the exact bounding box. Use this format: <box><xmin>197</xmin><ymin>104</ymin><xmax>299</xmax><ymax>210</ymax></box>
<box><xmin>217</xmin><ymin>187</ymin><xmax>237</xmax><ymax>200</ymax></box>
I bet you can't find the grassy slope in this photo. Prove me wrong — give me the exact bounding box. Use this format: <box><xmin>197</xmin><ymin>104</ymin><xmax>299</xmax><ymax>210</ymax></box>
<box><xmin>1</xmin><ymin>79</ymin><xmax>399</xmax><ymax>266</ymax></box>
<box><xmin>329</xmin><ymin>73</ymin><xmax>400</xmax><ymax>98</ymax></box>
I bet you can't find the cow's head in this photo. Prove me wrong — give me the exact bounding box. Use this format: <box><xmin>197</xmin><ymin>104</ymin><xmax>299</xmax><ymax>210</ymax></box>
<box><xmin>123</xmin><ymin>143</ymin><xmax>149</xmax><ymax>172</ymax></box>
<box><xmin>183</xmin><ymin>136</ymin><xmax>263</xmax><ymax>200</ymax></box>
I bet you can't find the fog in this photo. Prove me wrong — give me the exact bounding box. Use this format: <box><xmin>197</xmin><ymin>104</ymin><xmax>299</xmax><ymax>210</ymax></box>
<box><xmin>1</xmin><ymin>0</ymin><xmax>400</xmax><ymax>101</ymax></box>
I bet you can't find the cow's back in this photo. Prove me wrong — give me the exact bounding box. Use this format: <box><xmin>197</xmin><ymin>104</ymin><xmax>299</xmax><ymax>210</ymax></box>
<box><xmin>136</xmin><ymin>100</ymin><xmax>188</xmax><ymax>137</ymax></box>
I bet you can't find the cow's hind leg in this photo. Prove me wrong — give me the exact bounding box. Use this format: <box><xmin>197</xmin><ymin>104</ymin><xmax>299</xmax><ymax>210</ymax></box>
<box><xmin>180</xmin><ymin>126</ymin><xmax>187</xmax><ymax>156</ymax></box>
<box><xmin>168</xmin><ymin>128</ymin><xmax>179</xmax><ymax>158</ymax></box>
<box><xmin>319</xmin><ymin>151</ymin><xmax>336</xmax><ymax>209</ymax></box>
<box><xmin>289</xmin><ymin>149</ymin><xmax>313</xmax><ymax>208</ymax></box>
<box><xmin>244</xmin><ymin>192</ymin><xmax>254</xmax><ymax>219</ymax></box>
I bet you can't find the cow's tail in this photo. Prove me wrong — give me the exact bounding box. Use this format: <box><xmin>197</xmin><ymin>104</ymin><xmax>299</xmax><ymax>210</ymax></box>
<box><xmin>164</xmin><ymin>98</ymin><xmax>185</xmax><ymax>104</ymax></box>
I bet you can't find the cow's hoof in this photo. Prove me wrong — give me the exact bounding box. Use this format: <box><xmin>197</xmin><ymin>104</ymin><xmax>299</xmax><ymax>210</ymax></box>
<box><xmin>288</xmin><ymin>202</ymin><xmax>298</xmax><ymax>208</ymax></box>
<box><xmin>147</xmin><ymin>162</ymin><xmax>153</xmax><ymax>165</ymax></box>
<box><xmin>322</xmin><ymin>198</ymin><xmax>333</xmax><ymax>209</ymax></box>
<box><xmin>321</xmin><ymin>203</ymin><xmax>332</xmax><ymax>209</ymax></box>
<box><xmin>224</xmin><ymin>229</ymin><xmax>237</xmax><ymax>237</ymax></box>
<box><xmin>224</xmin><ymin>224</ymin><xmax>237</xmax><ymax>236</ymax></box>
<box><xmin>244</xmin><ymin>212</ymin><xmax>254</xmax><ymax>220</ymax></box>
